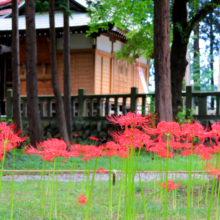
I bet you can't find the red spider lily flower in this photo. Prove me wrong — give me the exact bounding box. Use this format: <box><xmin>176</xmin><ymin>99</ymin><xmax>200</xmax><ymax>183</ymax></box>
<box><xmin>78</xmin><ymin>194</ymin><xmax>87</xmax><ymax>204</ymax></box>
<box><xmin>180</xmin><ymin>122</ymin><xmax>208</xmax><ymax>143</ymax></box>
<box><xmin>96</xmin><ymin>167</ymin><xmax>107</xmax><ymax>174</ymax></box>
<box><xmin>158</xmin><ymin>180</ymin><xmax>181</xmax><ymax>192</ymax></box>
<box><xmin>24</xmin><ymin>139</ymin><xmax>79</xmax><ymax>162</ymax></box>
<box><xmin>102</xmin><ymin>141</ymin><xmax>123</xmax><ymax>158</ymax></box>
<box><xmin>145</xmin><ymin>121</ymin><xmax>181</xmax><ymax>141</ymax></box>
<box><xmin>106</xmin><ymin>111</ymin><xmax>154</xmax><ymax>129</ymax></box>
<box><xmin>193</xmin><ymin>144</ymin><xmax>216</xmax><ymax>160</ymax></box>
<box><xmin>200</xmin><ymin>161</ymin><xmax>220</xmax><ymax>179</ymax></box>
<box><xmin>89</xmin><ymin>136</ymin><xmax>99</xmax><ymax>141</ymax></box>
<box><xmin>74</xmin><ymin>134</ymin><xmax>79</xmax><ymax>137</ymax></box>
<box><xmin>109</xmin><ymin>128</ymin><xmax>152</xmax><ymax>150</ymax></box>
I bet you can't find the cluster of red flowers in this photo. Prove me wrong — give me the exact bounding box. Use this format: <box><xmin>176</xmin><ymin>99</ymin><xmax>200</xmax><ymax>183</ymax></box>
<box><xmin>0</xmin><ymin>122</ymin><xmax>26</xmax><ymax>160</ymax></box>
<box><xmin>158</xmin><ymin>180</ymin><xmax>181</xmax><ymax>192</ymax></box>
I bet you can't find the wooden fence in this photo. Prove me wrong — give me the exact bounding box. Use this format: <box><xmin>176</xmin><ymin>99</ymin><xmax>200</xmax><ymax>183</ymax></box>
<box><xmin>5</xmin><ymin>86</ymin><xmax>220</xmax><ymax>121</ymax></box>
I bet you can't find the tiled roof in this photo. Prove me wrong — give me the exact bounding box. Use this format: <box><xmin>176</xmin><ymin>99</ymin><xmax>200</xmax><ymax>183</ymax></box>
<box><xmin>0</xmin><ymin>12</ymin><xmax>91</xmax><ymax>31</ymax></box>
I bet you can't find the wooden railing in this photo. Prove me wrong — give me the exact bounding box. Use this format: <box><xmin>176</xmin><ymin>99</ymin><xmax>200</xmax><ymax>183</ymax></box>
<box><xmin>6</xmin><ymin>87</ymin><xmax>155</xmax><ymax>120</ymax></box>
<box><xmin>5</xmin><ymin>86</ymin><xmax>220</xmax><ymax>121</ymax></box>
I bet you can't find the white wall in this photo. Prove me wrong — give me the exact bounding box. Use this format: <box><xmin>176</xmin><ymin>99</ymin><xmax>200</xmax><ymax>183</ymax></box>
<box><xmin>96</xmin><ymin>35</ymin><xmax>111</xmax><ymax>53</ymax></box>
<box><xmin>56</xmin><ymin>33</ymin><xmax>93</xmax><ymax>50</ymax></box>
<box><xmin>113</xmin><ymin>40</ymin><xmax>124</xmax><ymax>52</ymax></box>
<box><xmin>136</xmin><ymin>54</ymin><xmax>148</xmax><ymax>65</ymax></box>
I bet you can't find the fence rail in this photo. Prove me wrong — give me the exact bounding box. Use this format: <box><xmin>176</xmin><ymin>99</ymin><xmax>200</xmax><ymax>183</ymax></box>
<box><xmin>5</xmin><ymin>86</ymin><xmax>220</xmax><ymax>121</ymax></box>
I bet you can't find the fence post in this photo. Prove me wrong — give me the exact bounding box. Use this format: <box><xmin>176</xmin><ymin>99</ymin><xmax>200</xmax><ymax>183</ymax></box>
<box><xmin>78</xmin><ymin>88</ymin><xmax>86</xmax><ymax>117</ymax></box>
<box><xmin>186</xmin><ymin>86</ymin><xmax>192</xmax><ymax>117</ymax></box>
<box><xmin>6</xmin><ymin>89</ymin><xmax>13</xmax><ymax>119</ymax></box>
<box><xmin>130</xmin><ymin>87</ymin><xmax>138</xmax><ymax>112</ymax></box>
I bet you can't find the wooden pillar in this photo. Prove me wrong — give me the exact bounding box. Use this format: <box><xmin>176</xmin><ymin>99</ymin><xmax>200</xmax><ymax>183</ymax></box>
<box><xmin>110</xmin><ymin>37</ymin><xmax>116</xmax><ymax>94</ymax></box>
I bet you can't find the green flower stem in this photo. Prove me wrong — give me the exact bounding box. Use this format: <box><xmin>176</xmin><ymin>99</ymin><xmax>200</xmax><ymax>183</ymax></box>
<box><xmin>205</xmin><ymin>178</ymin><xmax>210</xmax><ymax>205</ymax></box>
<box><xmin>49</xmin><ymin>157</ymin><xmax>56</xmax><ymax>220</ymax></box>
<box><xmin>85</xmin><ymin>157</ymin><xmax>98</xmax><ymax>220</ymax></box>
<box><xmin>55</xmin><ymin>157</ymin><xmax>60</xmax><ymax>217</ymax></box>
<box><xmin>40</xmin><ymin>161</ymin><xmax>46</xmax><ymax>216</ymax></box>
<box><xmin>117</xmin><ymin>163</ymin><xmax>125</xmax><ymax>220</ymax></box>
<box><xmin>86</xmin><ymin>160</ymin><xmax>91</xmax><ymax>197</ymax></box>
<box><xmin>109</xmin><ymin>157</ymin><xmax>112</xmax><ymax>217</ymax></box>
<box><xmin>164</xmin><ymin>135</ymin><xmax>170</xmax><ymax>220</ymax></box>
<box><xmin>187</xmin><ymin>139</ymin><xmax>194</xmax><ymax>220</ymax></box>
<box><xmin>0</xmin><ymin>141</ymin><xmax>7</xmax><ymax>194</ymax></box>
<box><xmin>67</xmin><ymin>159</ymin><xmax>74</xmax><ymax>199</ymax></box>
<box><xmin>46</xmin><ymin>162</ymin><xmax>52</xmax><ymax>196</ymax></box>
<box><xmin>215</xmin><ymin>180</ymin><xmax>220</xmax><ymax>220</ymax></box>
<box><xmin>124</xmin><ymin>145</ymin><xmax>129</xmax><ymax>219</ymax></box>
<box><xmin>207</xmin><ymin>177</ymin><xmax>216</xmax><ymax>220</ymax></box>
<box><xmin>10</xmin><ymin>148</ymin><xmax>15</xmax><ymax>220</ymax></box>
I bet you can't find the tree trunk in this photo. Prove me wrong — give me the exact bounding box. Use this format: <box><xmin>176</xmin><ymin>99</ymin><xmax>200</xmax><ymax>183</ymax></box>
<box><xmin>25</xmin><ymin>0</ymin><xmax>44</xmax><ymax>146</ymax></box>
<box><xmin>171</xmin><ymin>0</ymin><xmax>189</xmax><ymax>119</ymax></box>
<box><xmin>154</xmin><ymin>0</ymin><xmax>172</xmax><ymax>122</ymax></box>
<box><xmin>12</xmin><ymin>0</ymin><xmax>23</xmax><ymax>146</ymax></box>
<box><xmin>49</xmin><ymin>0</ymin><xmax>69</xmax><ymax>143</ymax></box>
<box><xmin>193</xmin><ymin>24</ymin><xmax>200</xmax><ymax>91</ymax></box>
<box><xmin>63</xmin><ymin>0</ymin><xmax>72</xmax><ymax>142</ymax></box>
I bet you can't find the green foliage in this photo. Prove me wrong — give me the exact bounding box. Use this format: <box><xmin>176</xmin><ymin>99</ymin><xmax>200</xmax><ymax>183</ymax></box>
<box><xmin>86</xmin><ymin>0</ymin><xmax>154</xmax><ymax>61</ymax></box>
<box><xmin>176</xmin><ymin>106</ymin><xmax>195</xmax><ymax>124</ymax></box>
<box><xmin>35</xmin><ymin>0</ymin><xmax>49</xmax><ymax>13</ymax></box>
<box><xmin>146</xmin><ymin>95</ymin><xmax>155</xmax><ymax>115</ymax></box>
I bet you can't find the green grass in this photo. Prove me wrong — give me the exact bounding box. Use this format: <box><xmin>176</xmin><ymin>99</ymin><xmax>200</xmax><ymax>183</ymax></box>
<box><xmin>0</xmin><ymin>178</ymin><xmax>218</xmax><ymax>219</ymax></box>
<box><xmin>3</xmin><ymin>149</ymin><xmax>203</xmax><ymax>172</ymax></box>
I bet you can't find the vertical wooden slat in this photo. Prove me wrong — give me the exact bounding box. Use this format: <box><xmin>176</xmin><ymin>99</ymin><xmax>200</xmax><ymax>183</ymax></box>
<box><xmin>122</xmin><ymin>97</ymin><xmax>127</xmax><ymax>115</ymax></box>
<box><xmin>186</xmin><ymin>86</ymin><xmax>192</xmax><ymax>117</ymax></box>
<box><xmin>78</xmin><ymin>88</ymin><xmax>86</xmax><ymax>117</ymax></box>
<box><xmin>198</xmin><ymin>96</ymin><xmax>207</xmax><ymax>116</ymax></box>
<box><xmin>71</xmin><ymin>99</ymin><xmax>75</xmax><ymax>117</ymax></box>
<box><xmin>89</xmin><ymin>98</ymin><xmax>93</xmax><ymax>117</ymax></box>
<box><xmin>114</xmin><ymin>97</ymin><xmax>119</xmax><ymax>115</ymax></box>
<box><xmin>142</xmin><ymin>96</ymin><xmax>146</xmax><ymax>116</ymax></box>
<box><xmin>130</xmin><ymin>87</ymin><xmax>137</xmax><ymax>112</ymax></box>
<box><xmin>217</xmin><ymin>96</ymin><xmax>220</xmax><ymax>115</ymax></box>
<box><xmin>39</xmin><ymin>99</ymin><xmax>44</xmax><ymax>117</ymax></box>
<box><xmin>6</xmin><ymin>89</ymin><xmax>13</xmax><ymax>119</ymax></box>
<box><xmin>105</xmin><ymin>97</ymin><xmax>110</xmax><ymax>116</ymax></box>
<box><xmin>97</xmin><ymin>98</ymin><xmax>101</xmax><ymax>117</ymax></box>
<box><xmin>22</xmin><ymin>98</ymin><xmax>27</xmax><ymax>117</ymax></box>
<box><xmin>47</xmin><ymin>99</ymin><xmax>52</xmax><ymax>117</ymax></box>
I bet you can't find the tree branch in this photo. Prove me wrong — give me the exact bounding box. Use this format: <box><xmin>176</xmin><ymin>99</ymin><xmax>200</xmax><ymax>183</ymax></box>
<box><xmin>186</xmin><ymin>0</ymin><xmax>220</xmax><ymax>38</ymax></box>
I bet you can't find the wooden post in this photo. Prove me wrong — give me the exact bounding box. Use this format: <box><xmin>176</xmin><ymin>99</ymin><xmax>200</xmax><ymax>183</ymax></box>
<box><xmin>186</xmin><ymin>86</ymin><xmax>192</xmax><ymax>117</ymax></box>
<box><xmin>6</xmin><ymin>89</ymin><xmax>13</xmax><ymax>120</ymax></box>
<box><xmin>130</xmin><ymin>87</ymin><xmax>138</xmax><ymax>112</ymax></box>
<box><xmin>105</xmin><ymin>98</ymin><xmax>110</xmax><ymax>116</ymax></box>
<box><xmin>78</xmin><ymin>88</ymin><xmax>86</xmax><ymax>117</ymax></box>
<box><xmin>198</xmin><ymin>96</ymin><xmax>207</xmax><ymax>116</ymax></box>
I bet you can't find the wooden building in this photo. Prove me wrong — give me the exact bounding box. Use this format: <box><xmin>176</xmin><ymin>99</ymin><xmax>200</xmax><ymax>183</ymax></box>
<box><xmin>0</xmin><ymin>0</ymin><xmax>149</xmax><ymax>115</ymax></box>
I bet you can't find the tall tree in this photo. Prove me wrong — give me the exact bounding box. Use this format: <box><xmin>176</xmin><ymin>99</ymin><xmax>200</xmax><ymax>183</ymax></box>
<box><xmin>49</xmin><ymin>0</ymin><xmax>69</xmax><ymax>143</ymax></box>
<box><xmin>25</xmin><ymin>0</ymin><xmax>44</xmax><ymax>146</ymax></box>
<box><xmin>63</xmin><ymin>0</ymin><xmax>72</xmax><ymax>141</ymax></box>
<box><xmin>154</xmin><ymin>0</ymin><xmax>172</xmax><ymax>121</ymax></box>
<box><xmin>12</xmin><ymin>0</ymin><xmax>23</xmax><ymax>134</ymax></box>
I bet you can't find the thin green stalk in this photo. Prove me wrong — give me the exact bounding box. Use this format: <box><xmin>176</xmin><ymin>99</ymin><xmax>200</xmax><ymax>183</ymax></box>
<box><xmin>10</xmin><ymin>148</ymin><xmax>15</xmax><ymax>220</ymax></box>
<box><xmin>40</xmin><ymin>161</ymin><xmax>46</xmax><ymax>216</ymax></box>
<box><xmin>187</xmin><ymin>140</ymin><xmax>194</xmax><ymax>220</ymax></box>
<box><xmin>109</xmin><ymin>157</ymin><xmax>112</xmax><ymax>217</ymax></box>
<box><xmin>86</xmin><ymin>160</ymin><xmax>91</xmax><ymax>197</ymax></box>
<box><xmin>0</xmin><ymin>141</ymin><xmax>7</xmax><ymax>194</ymax></box>
<box><xmin>205</xmin><ymin>178</ymin><xmax>210</xmax><ymax>205</ymax></box>
<box><xmin>85</xmin><ymin>157</ymin><xmax>98</xmax><ymax>220</ymax></box>
<box><xmin>164</xmin><ymin>135</ymin><xmax>170</xmax><ymax>220</ymax></box>
<box><xmin>67</xmin><ymin>159</ymin><xmax>74</xmax><ymax>199</ymax></box>
<box><xmin>49</xmin><ymin>157</ymin><xmax>56</xmax><ymax>220</ymax></box>
<box><xmin>55</xmin><ymin>157</ymin><xmax>60</xmax><ymax>217</ymax></box>
<box><xmin>207</xmin><ymin>178</ymin><xmax>216</xmax><ymax>220</ymax></box>
<box><xmin>46</xmin><ymin>162</ymin><xmax>52</xmax><ymax>196</ymax></box>
<box><xmin>124</xmin><ymin>145</ymin><xmax>129</xmax><ymax>219</ymax></box>
<box><xmin>215</xmin><ymin>180</ymin><xmax>220</xmax><ymax>220</ymax></box>
<box><xmin>117</xmin><ymin>167</ymin><xmax>124</xmax><ymax>220</ymax></box>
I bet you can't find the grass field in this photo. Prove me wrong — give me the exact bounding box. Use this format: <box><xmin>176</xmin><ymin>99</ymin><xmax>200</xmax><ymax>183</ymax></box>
<box><xmin>3</xmin><ymin>149</ymin><xmax>204</xmax><ymax>172</ymax></box>
<box><xmin>0</xmin><ymin>178</ymin><xmax>218</xmax><ymax>220</ymax></box>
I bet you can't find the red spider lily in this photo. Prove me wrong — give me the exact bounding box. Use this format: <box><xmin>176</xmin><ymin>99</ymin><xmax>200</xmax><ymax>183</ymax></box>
<box><xmin>200</xmin><ymin>161</ymin><xmax>220</xmax><ymax>179</ymax></box>
<box><xmin>78</xmin><ymin>194</ymin><xmax>87</xmax><ymax>204</ymax></box>
<box><xmin>158</xmin><ymin>180</ymin><xmax>181</xmax><ymax>192</ymax></box>
<box><xmin>96</xmin><ymin>167</ymin><xmax>107</xmax><ymax>174</ymax></box>
<box><xmin>89</xmin><ymin>136</ymin><xmax>99</xmax><ymax>141</ymax></box>
<box><xmin>24</xmin><ymin>139</ymin><xmax>79</xmax><ymax>162</ymax></box>
<box><xmin>106</xmin><ymin>111</ymin><xmax>154</xmax><ymax>129</ymax></box>
<box><xmin>74</xmin><ymin>134</ymin><xmax>79</xmax><ymax>137</ymax></box>
<box><xmin>145</xmin><ymin>121</ymin><xmax>181</xmax><ymax>141</ymax></box>
<box><xmin>193</xmin><ymin>144</ymin><xmax>217</xmax><ymax>160</ymax></box>
<box><xmin>180</xmin><ymin>122</ymin><xmax>208</xmax><ymax>143</ymax></box>
<box><xmin>109</xmin><ymin>128</ymin><xmax>152</xmax><ymax>150</ymax></box>
<box><xmin>102</xmin><ymin>141</ymin><xmax>123</xmax><ymax>158</ymax></box>
<box><xmin>148</xmin><ymin>146</ymin><xmax>175</xmax><ymax>158</ymax></box>
<box><xmin>72</xmin><ymin>144</ymin><xmax>103</xmax><ymax>161</ymax></box>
